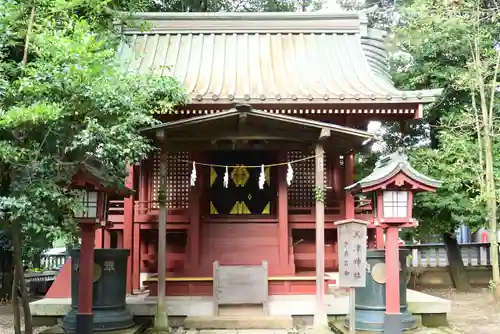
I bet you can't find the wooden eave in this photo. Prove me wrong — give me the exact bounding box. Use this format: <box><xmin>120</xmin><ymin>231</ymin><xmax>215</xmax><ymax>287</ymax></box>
<box><xmin>345</xmin><ymin>150</ymin><xmax>442</xmax><ymax>193</ymax></box>
<box><xmin>140</xmin><ymin>106</ymin><xmax>374</xmax><ymax>153</ymax></box>
<box><xmin>70</xmin><ymin>160</ymin><xmax>133</xmax><ymax>197</ymax></box>
<box><xmin>118</xmin><ymin>12</ymin><xmax>443</xmax><ymax>107</ymax></box>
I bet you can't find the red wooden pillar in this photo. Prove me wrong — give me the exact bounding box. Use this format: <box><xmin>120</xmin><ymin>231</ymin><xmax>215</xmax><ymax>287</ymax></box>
<box><xmin>76</xmin><ymin>193</ymin><xmax>104</xmax><ymax>334</ymax></box>
<box><xmin>385</xmin><ymin>226</ymin><xmax>401</xmax><ymax>321</ymax></box>
<box><xmin>139</xmin><ymin>159</ymin><xmax>149</xmax><ymax>212</ymax></box>
<box><xmin>277</xmin><ymin>151</ymin><xmax>291</xmax><ymax>274</ymax></box>
<box><xmin>376</xmin><ymin>227</ymin><xmax>385</xmax><ymax>248</ymax></box>
<box><xmin>132</xmin><ymin>223</ymin><xmax>141</xmax><ymax>290</ymax></box>
<box><xmin>344</xmin><ymin>152</ymin><xmax>355</xmax><ymax>219</ymax></box>
<box><xmin>187</xmin><ymin>152</ymin><xmax>202</xmax><ymax>274</ymax></box>
<box><xmin>123</xmin><ymin>165</ymin><xmax>134</xmax><ymax>294</ymax></box>
<box><xmin>76</xmin><ymin>222</ymin><xmax>96</xmax><ymax>334</ymax></box>
<box><xmin>103</xmin><ymin>230</ymin><xmax>111</xmax><ymax>248</ymax></box>
<box><xmin>94</xmin><ymin>228</ymin><xmax>103</xmax><ymax>248</ymax></box>
<box><xmin>140</xmin><ymin>232</ymin><xmax>148</xmax><ymax>273</ymax></box>
<box><xmin>132</xmin><ymin>161</ymin><xmax>145</xmax><ymax>290</ymax></box>
<box><xmin>333</xmin><ymin>154</ymin><xmax>342</xmax><ymax>198</ymax></box>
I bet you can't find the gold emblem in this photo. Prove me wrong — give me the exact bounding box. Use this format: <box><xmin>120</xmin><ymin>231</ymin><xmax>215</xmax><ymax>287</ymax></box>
<box><xmin>230</xmin><ymin>201</ymin><xmax>251</xmax><ymax>214</ymax></box>
<box><xmin>262</xmin><ymin>202</ymin><xmax>270</xmax><ymax>214</ymax></box>
<box><xmin>210</xmin><ymin>201</ymin><xmax>219</xmax><ymax>215</ymax></box>
<box><xmin>231</xmin><ymin>165</ymin><xmax>250</xmax><ymax>187</ymax></box>
<box><xmin>210</xmin><ymin>167</ymin><xmax>217</xmax><ymax>187</ymax></box>
<box><xmin>93</xmin><ymin>263</ymin><xmax>102</xmax><ymax>283</ymax></box>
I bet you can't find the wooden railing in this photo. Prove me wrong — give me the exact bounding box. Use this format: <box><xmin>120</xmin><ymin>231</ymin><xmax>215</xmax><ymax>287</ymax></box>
<box><xmin>402</xmin><ymin>242</ymin><xmax>494</xmax><ymax>268</ymax></box>
<box><xmin>288</xmin><ymin>197</ymin><xmax>373</xmax><ymax>221</ymax></box>
<box><xmin>107</xmin><ymin>196</ymin><xmax>373</xmax><ymax>222</ymax></box>
<box><xmin>133</xmin><ymin>201</ymin><xmax>186</xmax><ymax>216</ymax></box>
<box><xmin>108</xmin><ymin>200</ymin><xmax>125</xmax><ymax>215</ymax></box>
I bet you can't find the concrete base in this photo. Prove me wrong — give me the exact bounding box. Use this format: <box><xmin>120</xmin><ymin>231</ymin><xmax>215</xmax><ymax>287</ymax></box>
<box><xmin>330</xmin><ymin>321</ymin><xmax>460</xmax><ymax>334</ymax></box>
<box><xmin>421</xmin><ymin>314</ymin><xmax>448</xmax><ymax>327</ymax></box>
<box><xmin>31</xmin><ymin>290</ymin><xmax>450</xmax><ymax>317</ymax></box>
<box><xmin>184</xmin><ymin>316</ymin><xmax>293</xmax><ymax>329</ymax></box>
<box><xmin>41</xmin><ymin>324</ymin><xmax>145</xmax><ymax>334</ymax></box>
<box><xmin>31</xmin><ymin>290</ymin><xmax>450</xmax><ymax>329</ymax></box>
<box><xmin>384</xmin><ymin>313</ymin><xmax>403</xmax><ymax>334</ymax></box>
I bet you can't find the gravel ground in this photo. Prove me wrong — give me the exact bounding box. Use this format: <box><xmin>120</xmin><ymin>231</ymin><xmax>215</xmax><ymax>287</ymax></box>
<box><xmin>1</xmin><ymin>289</ymin><xmax>500</xmax><ymax>333</ymax></box>
<box><xmin>0</xmin><ymin>303</ymin><xmax>48</xmax><ymax>334</ymax></box>
<box><xmin>422</xmin><ymin>288</ymin><xmax>500</xmax><ymax>334</ymax></box>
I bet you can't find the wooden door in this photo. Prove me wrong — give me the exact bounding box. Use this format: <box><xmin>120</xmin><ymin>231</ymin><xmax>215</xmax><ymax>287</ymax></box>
<box><xmin>207</xmin><ymin>151</ymin><xmax>276</xmax><ymax>216</ymax></box>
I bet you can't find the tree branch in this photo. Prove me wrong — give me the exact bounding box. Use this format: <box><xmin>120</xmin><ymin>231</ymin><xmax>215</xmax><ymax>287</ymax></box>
<box><xmin>22</xmin><ymin>6</ymin><xmax>36</xmax><ymax>69</ymax></box>
<box><xmin>488</xmin><ymin>50</ymin><xmax>500</xmax><ymax>123</ymax></box>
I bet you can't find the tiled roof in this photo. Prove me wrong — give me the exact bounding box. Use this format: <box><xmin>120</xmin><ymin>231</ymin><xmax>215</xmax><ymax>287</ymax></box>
<box><xmin>345</xmin><ymin>150</ymin><xmax>442</xmax><ymax>192</ymax></box>
<box><xmin>118</xmin><ymin>12</ymin><xmax>442</xmax><ymax>105</ymax></box>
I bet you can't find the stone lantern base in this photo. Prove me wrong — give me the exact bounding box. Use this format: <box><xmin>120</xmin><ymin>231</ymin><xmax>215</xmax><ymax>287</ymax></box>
<box><xmin>344</xmin><ymin>249</ymin><xmax>417</xmax><ymax>332</ymax></box>
<box><xmin>62</xmin><ymin>249</ymin><xmax>134</xmax><ymax>333</ymax></box>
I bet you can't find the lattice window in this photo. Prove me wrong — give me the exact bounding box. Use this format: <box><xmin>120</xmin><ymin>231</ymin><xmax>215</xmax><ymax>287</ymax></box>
<box><xmin>151</xmin><ymin>151</ymin><xmax>190</xmax><ymax>209</ymax></box>
<box><xmin>287</xmin><ymin>151</ymin><xmax>328</xmax><ymax>208</ymax></box>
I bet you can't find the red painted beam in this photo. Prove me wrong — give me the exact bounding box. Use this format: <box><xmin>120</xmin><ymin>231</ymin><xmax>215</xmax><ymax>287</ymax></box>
<box><xmin>123</xmin><ymin>165</ymin><xmax>134</xmax><ymax>293</ymax></box>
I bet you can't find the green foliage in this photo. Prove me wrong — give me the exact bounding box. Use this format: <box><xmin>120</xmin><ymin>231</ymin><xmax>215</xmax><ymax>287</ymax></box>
<box><xmin>0</xmin><ymin>0</ymin><xmax>187</xmax><ymax>257</ymax></box>
<box><xmin>409</xmin><ymin>124</ymin><xmax>486</xmax><ymax>237</ymax></box>
<box><xmin>314</xmin><ymin>186</ymin><xmax>326</xmax><ymax>203</ymax></box>
<box><xmin>384</xmin><ymin>0</ymin><xmax>500</xmax><ymax>237</ymax></box>
<box><xmin>145</xmin><ymin>0</ymin><xmax>315</xmax><ymax>12</ymax></box>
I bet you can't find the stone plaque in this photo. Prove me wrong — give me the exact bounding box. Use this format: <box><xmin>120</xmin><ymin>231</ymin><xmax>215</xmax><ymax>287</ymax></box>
<box><xmin>213</xmin><ymin>261</ymin><xmax>269</xmax><ymax>315</ymax></box>
<box><xmin>335</xmin><ymin>220</ymin><xmax>368</xmax><ymax>288</ymax></box>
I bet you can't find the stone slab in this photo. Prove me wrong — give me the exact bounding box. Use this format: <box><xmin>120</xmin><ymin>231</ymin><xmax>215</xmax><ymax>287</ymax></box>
<box><xmin>184</xmin><ymin>316</ymin><xmax>293</xmax><ymax>330</ymax></box>
<box><xmin>407</xmin><ymin>290</ymin><xmax>451</xmax><ymax>314</ymax></box>
<box><xmin>30</xmin><ymin>290</ymin><xmax>451</xmax><ymax>318</ymax></box>
<box><xmin>172</xmin><ymin>330</ymin><xmax>294</xmax><ymax>334</ymax></box>
<box><xmin>330</xmin><ymin>321</ymin><xmax>460</xmax><ymax>334</ymax></box>
<box><xmin>40</xmin><ymin>324</ymin><xmax>144</xmax><ymax>334</ymax></box>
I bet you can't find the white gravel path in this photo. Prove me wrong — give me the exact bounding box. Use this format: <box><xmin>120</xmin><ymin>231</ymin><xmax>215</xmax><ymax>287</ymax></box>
<box><xmin>0</xmin><ymin>303</ymin><xmax>48</xmax><ymax>334</ymax></box>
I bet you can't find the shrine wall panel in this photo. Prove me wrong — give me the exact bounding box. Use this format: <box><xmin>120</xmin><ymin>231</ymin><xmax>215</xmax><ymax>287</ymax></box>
<box><xmin>141</xmin><ymin>229</ymin><xmax>187</xmax><ymax>273</ymax></box>
<box><xmin>286</xmin><ymin>151</ymin><xmax>330</xmax><ymax>208</ymax></box>
<box><xmin>292</xmin><ymin>229</ymin><xmax>338</xmax><ymax>272</ymax></box>
<box><xmin>200</xmin><ymin>223</ymin><xmax>280</xmax><ymax>273</ymax></box>
<box><xmin>151</xmin><ymin>151</ymin><xmax>190</xmax><ymax>209</ymax></box>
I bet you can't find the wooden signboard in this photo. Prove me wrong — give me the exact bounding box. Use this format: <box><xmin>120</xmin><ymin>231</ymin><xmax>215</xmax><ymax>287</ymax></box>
<box><xmin>213</xmin><ymin>261</ymin><xmax>269</xmax><ymax>315</ymax></box>
<box><xmin>335</xmin><ymin>219</ymin><xmax>368</xmax><ymax>288</ymax></box>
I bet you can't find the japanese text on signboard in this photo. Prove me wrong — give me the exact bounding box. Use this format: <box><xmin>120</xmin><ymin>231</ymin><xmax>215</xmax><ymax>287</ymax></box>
<box><xmin>337</xmin><ymin>222</ymin><xmax>368</xmax><ymax>288</ymax></box>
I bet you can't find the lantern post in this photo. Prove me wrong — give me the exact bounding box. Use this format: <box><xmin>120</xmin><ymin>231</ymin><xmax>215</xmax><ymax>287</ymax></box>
<box><xmin>64</xmin><ymin>158</ymin><xmax>131</xmax><ymax>334</ymax></box>
<box><xmin>345</xmin><ymin>149</ymin><xmax>441</xmax><ymax>333</ymax></box>
<box><xmin>73</xmin><ymin>189</ymin><xmax>108</xmax><ymax>334</ymax></box>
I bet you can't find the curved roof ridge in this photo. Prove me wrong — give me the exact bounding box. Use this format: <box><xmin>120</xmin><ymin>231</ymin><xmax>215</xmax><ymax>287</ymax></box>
<box><xmin>118</xmin><ymin>12</ymin><xmax>443</xmax><ymax>104</ymax></box>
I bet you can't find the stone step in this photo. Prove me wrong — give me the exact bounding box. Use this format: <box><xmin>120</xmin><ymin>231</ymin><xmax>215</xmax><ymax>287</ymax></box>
<box><xmin>184</xmin><ymin>316</ymin><xmax>294</xmax><ymax>330</ymax></box>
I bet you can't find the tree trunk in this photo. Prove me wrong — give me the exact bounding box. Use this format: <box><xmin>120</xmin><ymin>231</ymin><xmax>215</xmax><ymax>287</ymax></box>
<box><xmin>0</xmin><ymin>249</ymin><xmax>13</xmax><ymax>301</ymax></box>
<box><xmin>12</xmin><ymin>263</ymin><xmax>21</xmax><ymax>334</ymax></box>
<box><xmin>443</xmin><ymin>232</ymin><xmax>471</xmax><ymax>291</ymax></box>
<box><xmin>32</xmin><ymin>252</ymin><xmax>41</xmax><ymax>269</ymax></box>
<box><xmin>472</xmin><ymin>34</ymin><xmax>500</xmax><ymax>299</ymax></box>
<box><xmin>12</xmin><ymin>223</ymin><xmax>33</xmax><ymax>334</ymax></box>
<box><xmin>483</xmin><ymin>133</ymin><xmax>500</xmax><ymax>299</ymax></box>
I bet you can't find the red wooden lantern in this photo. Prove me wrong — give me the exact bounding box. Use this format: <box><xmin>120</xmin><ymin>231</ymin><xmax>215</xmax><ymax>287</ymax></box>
<box><xmin>345</xmin><ymin>149</ymin><xmax>441</xmax><ymax>333</ymax></box>
<box><xmin>345</xmin><ymin>149</ymin><xmax>442</xmax><ymax>228</ymax></box>
<box><xmin>69</xmin><ymin>158</ymin><xmax>131</xmax><ymax>334</ymax></box>
<box><xmin>73</xmin><ymin>189</ymin><xmax>109</xmax><ymax>227</ymax></box>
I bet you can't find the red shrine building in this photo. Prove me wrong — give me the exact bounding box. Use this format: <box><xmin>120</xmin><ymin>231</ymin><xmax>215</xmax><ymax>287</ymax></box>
<box><xmin>90</xmin><ymin>12</ymin><xmax>440</xmax><ymax>296</ymax></box>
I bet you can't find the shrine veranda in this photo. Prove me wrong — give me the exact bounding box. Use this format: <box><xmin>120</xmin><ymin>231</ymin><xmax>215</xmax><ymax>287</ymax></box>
<box><xmin>42</xmin><ymin>11</ymin><xmax>446</xmax><ymax>313</ymax></box>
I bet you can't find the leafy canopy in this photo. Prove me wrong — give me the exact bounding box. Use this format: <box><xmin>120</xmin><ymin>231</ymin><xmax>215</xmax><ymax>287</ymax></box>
<box><xmin>0</xmin><ymin>0</ymin><xmax>187</xmax><ymax>253</ymax></box>
<box><xmin>389</xmin><ymin>0</ymin><xmax>500</xmax><ymax>236</ymax></box>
